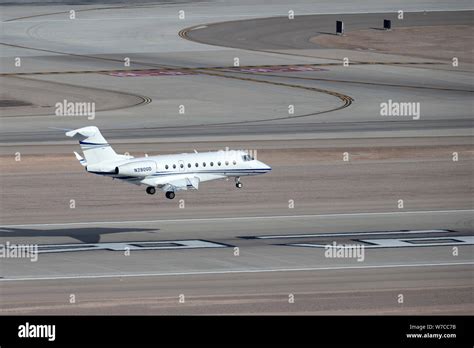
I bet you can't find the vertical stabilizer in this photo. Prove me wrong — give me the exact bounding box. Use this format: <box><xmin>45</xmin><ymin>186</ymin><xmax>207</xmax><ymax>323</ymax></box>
<box><xmin>66</xmin><ymin>126</ymin><xmax>119</xmax><ymax>165</ymax></box>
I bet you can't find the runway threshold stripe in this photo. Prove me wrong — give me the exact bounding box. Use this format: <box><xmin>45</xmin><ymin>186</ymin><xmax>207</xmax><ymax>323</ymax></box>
<box><xmin>245</xmin><ymin>229</ymin><xmax>452</xmax><ymax>239</ymax></box>
<box><xmin>0</xmin><ymin>209</ymin><xmax>472</xmax><ymax>228</ymax></box>
<box><xmin>1</xmin><ymin>261</ymin><xmax>472</xmax><ymax>282</ymax></box>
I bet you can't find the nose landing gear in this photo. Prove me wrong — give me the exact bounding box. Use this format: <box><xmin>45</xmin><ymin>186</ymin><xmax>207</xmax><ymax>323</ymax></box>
<box><xmin>235</xmin><ymin>177</ymin><xmax>243</xmax><ymax>188</ymax></box>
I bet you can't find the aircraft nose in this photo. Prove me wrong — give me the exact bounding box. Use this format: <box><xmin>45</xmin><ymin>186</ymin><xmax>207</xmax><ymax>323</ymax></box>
<box><xmin>257</xmin><ymin>160</ymin><xmax>271</xmax><ymax>171</ymax></box>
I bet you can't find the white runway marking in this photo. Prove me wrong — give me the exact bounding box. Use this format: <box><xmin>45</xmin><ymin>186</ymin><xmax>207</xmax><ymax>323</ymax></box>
<box><xmin>1</xmin><ymin>261</ymin><xmax>472</xmax><ymax>282</ymax></box>
<box><xmin>34</xmin><ymin>240</ymin><xmax>229</xmax><ymax>253</ymax></box>
<box><xmin>291</xmin><ymin>236</ymin><xmax>474</xmax><ymax>248</ymax></box>
<box><xmin>248</xmin><ymin>229</ymin><xmax>452</xmax><ymax>239</ymax></box>
<box><xmin>0</xmin><ymin>209</ymin><xmax>472</xmax><ymax>228</ymax></box>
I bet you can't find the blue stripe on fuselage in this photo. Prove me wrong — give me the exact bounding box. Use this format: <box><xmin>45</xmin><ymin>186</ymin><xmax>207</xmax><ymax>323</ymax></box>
<box><xmin>150</xmin><ymin>168</ymin><xmax>271</xmax><ymax>176</ymax></box>
<box><xmin>89</xmin><ymin>168</ymin><xmax>271</xmax><ymax>179</ymax></box>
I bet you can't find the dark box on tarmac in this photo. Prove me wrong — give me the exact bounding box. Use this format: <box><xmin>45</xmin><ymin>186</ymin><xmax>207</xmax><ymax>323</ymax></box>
<box><xmin>336</xmin><ymin>20</ymin><xmax>344</xmax><ymax>35</ymax></box>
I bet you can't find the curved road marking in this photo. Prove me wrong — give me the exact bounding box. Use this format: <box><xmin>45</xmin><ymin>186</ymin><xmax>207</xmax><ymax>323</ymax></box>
<box><xmin>0</xmin><ymin>75</ymin><xmax>152</xmax><ymax>118</ymax></box>
<box><xmin>179</xmin><ymin>24</ymin><xmax>445</xmax><ymax>65</ymax></box>
<box><xmin>0</xmin><ymin>42</ymin><xmax>353</xmax><ymax>122</ymax></box>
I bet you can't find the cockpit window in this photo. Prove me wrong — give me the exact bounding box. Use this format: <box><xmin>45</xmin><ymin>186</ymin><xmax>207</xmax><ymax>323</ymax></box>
<box><xmin>242</xmin><ymin>155</ymin><xmax>253</xmax><ymax>161</ymax></box>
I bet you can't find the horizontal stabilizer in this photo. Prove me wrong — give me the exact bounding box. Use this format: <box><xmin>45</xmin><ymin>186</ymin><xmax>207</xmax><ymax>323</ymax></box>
<box><xmin>73</xmin><ymin>151</ymin><xmax>87</xmax><ymax>166</ymax></box>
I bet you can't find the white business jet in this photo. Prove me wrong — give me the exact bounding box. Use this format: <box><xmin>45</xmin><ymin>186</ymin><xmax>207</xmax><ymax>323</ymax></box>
<box><xmin>66</xmin><ymin>126</ymin><xmax>271</xmax><ymax>199</ymax></box>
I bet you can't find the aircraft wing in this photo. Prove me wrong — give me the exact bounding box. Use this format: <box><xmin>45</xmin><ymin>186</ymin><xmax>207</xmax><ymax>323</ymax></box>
<box><xmin>141</xmin><ymin>173</ymin><xmax>226</xmax><ymax>191</ymax></box>
<box><xmin>161</xmin><ymin>177</ymin><xmax>199</xmax><ymax>192</ymax></box>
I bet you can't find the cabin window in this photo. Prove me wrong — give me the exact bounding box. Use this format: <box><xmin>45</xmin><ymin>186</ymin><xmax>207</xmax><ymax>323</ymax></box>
<box><xmin>203</xmin><ymin>162</ymin><xmax>206</xmax><ymax>167</ymax></box>
<box><xmin>218</xmin><ymin>161</ymin><xmax>221</xmax><ymax>166</ymax></box>
<box><xmin>195</xmin><ymin>163</ymin><xmax>199</xmax><ymax>167</ymax></box>
<box><xmin>165</xmin><ymin>165</ymin><xmax>169</xmax><ymax>170</ymax></box>
<box><xmin>210</xmin><ymin>162</ymin><xmax>214</xmax><ymax>166</ymax></box>
<box><xmin>173</xmin><ymin>164</ymin><xmax>176</xmax><ymax>169</ymax></box>
<box><xmin>180</xmin><ymin>163</ymin><xmax>184</xmax><ymax>168</ymax></box>
<box><xmin>233</xmin><ymin>160</ymin><xmax>237</xmax><ymax>165</ymax></box>
<box><xmin>187</xmin><ymin>163</ymin><xmax>191</xmax><ymax>168</ymax></box>
<box><xmin>225</xmin><ymin>161</ymin><xmax>229</xmax><ymax>166</ymax></box>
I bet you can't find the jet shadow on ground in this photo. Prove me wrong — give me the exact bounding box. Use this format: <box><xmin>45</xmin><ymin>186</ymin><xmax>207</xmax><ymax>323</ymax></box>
<box><xmin>0</xmin><ymin>227</ymin><xmax>159</xmax><ymax>243</ymax></box>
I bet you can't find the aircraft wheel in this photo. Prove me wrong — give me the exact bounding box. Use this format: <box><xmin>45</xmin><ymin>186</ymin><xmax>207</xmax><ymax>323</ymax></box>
<box><xmin>146</xmin><ymin>186</ymin><xmax>156</xmax><ymax>195</ymax></box>
<box><xmin>236</xmin><ymin>182</ymin><xmax>243</xmax><ymax>188</ymax></box>
<box><xmin>165</xmin><ymin>191</ymin><xmax>176</xmax><ymax>199</ymax></box>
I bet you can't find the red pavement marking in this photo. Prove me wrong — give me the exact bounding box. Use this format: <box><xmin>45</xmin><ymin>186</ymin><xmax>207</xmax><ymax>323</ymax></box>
<box><xmin>106</xmin><ymin>70</ymin><xmax>195</xmax><ymax>77</ymax></box>
<box><xmin>235</xmin><ymin>66</ymin><xmax>328</xmax><ymax>73</ymax></box>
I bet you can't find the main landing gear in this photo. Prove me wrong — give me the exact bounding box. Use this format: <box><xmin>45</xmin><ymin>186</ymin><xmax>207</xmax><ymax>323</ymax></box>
<box><xmin>165</xmin><ymin>191</ymin><xmax>176</xmax><ymax>199</ymax></box>
<box><xmin>147</xmin><ymin>186</ymin><xmax>175</xmax><ymax>199</ymax></box>
<box><xmin>235</xmin><ymin>177</ymin><xmax>243</xmax><ymax>189</ymax></box>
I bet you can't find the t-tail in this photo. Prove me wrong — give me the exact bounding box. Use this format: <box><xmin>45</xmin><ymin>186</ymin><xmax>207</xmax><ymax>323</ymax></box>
<box><xmin>66</xmin><ymin>126</ymin><xmax>130</xmax><ymax>166</ymax></box>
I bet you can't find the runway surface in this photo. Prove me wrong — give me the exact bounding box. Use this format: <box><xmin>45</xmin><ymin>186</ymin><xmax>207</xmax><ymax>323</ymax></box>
<box><xmin>0</xmin><ymin>0</ymin><xmax>473</xmax><ymax>314</ymax></box>
<box><xmin>1</xmin><ymin>137</ymin><xmax>472</xmax><ymax>314</ymax></box>
<box><xmin>1</xmin><ymin>210</ymin><xmax>473</xmax><ymax>314</ymax></box>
